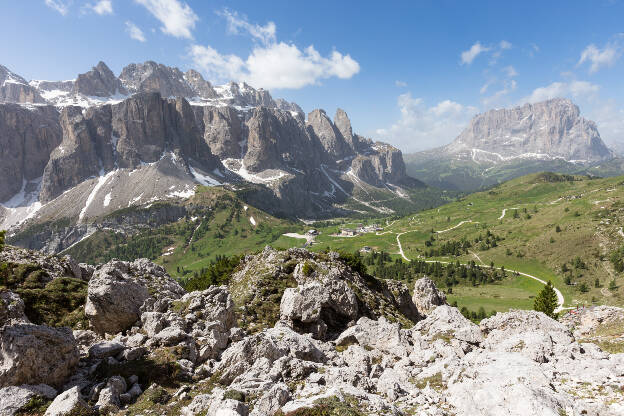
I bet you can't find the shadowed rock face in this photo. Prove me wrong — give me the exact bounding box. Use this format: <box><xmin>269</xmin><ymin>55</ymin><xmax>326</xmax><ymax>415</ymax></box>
<box><xmin>0</xmin><ymin>104</ymin><xmax>62</xmax><ymax>201</ymax></box>
<box><xmin>244</xmin><ymin>107</ymin><xmax>321</xmax><ymax>173</ymax></box>
<box><xmin>73</xmin><ymin>61</ymin><xmax>128</xmax><ymax>97</ymax></box>
<box><xmin>40</xmin><ymin>93</ymin><xmax>222</xmax><ymax>202</ymax></box>
<box><xmin>446</xmin><ymin>98</ymin><xmax>613</xmax><ymax>162</ymax></box>
<box><xmin>194</xmin><ymin>106</ymin><xmax>245</xmax><ymax>159</ymax></box>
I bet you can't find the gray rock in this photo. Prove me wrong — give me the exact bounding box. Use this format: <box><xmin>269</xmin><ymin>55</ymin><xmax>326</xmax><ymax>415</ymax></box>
<box><xmin>412</xmin><ymin>277</ymin><xmax>448</xmax><ymax>316</ymax></box>
<box><xmin>44</xmin><ymin>386</ymin><xmax>91</xmax><ymax>416</ymax></box>
<box><xmin>0</xmin><ymin>291</ymin><xmax>28</xmax><ymax>325</ymax></box>
<box><xmin>88</xmin><ymin>341</ymin><xmax>125</xmax><ymax>359</ymax></box>
<box><xmin>85</xmin><ymin>258</ymin><xmax>184</xmax><ymax>334</ymax></box>
<box><xmin>0</xmin><ymin>384</ymin><xmax>57</xmax><ymax>416</ymax></box>
<box><xmin>0</xmin><ymin>323</ymin><xmax>79</xmax><ymax>388</ymax></box>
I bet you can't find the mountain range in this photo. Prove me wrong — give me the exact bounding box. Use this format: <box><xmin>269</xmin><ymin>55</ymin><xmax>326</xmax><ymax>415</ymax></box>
<box><xmin>0</xmin><ymin>61</ymin><xmax>435</xmax><ymax>253</ymax></box>
<box><xmin>405</xmin><ymin>98</ymin><xmax>620</xmax><ymax>191</ymax></box>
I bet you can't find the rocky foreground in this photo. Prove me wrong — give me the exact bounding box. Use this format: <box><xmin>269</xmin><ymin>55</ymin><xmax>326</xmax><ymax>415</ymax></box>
<box><xmin>0</xmin><ymin>246</ymin><xmax>623</xmax><ymax>415</ymax></box>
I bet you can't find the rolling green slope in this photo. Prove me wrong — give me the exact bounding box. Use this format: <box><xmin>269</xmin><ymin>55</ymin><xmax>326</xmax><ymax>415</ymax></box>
<box><xmin>287</xmin><ymin>172</ymin><xmax>624</xmax><ymax>311</ymax></box>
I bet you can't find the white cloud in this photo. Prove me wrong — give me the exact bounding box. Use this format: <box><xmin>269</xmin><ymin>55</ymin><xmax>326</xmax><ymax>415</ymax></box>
<box><xmin>189</xmin><ymin>45</ymin><xmax>246</xmax><ymax>82</ymax></box>
<box><xmin>218</xmin><ymin>9</ymin><xmax>276</xmax><ymax>46</ymax></box>
<box><xmin>522</xmin><ymin>80</ymin><xmax>600</xmax><ymax>104</ymax></box>
<box><xmin>461</xmin><ymin>42</ymin><xmax>490</xmax><ymax>65</ymax></box>
<box><xmin>87</xmin><ymin>0</ymin><xmax>113</xmax><ymax>15</ymax></box>
<box><xmin>395</xmin><ymin>80</ymin><xmax>407</xmax><ymax>87</ymax></box>
<box><xmin>482</xmin><ymin>79</ymin><xmax>517</xmax><ymax>108</ymax></box>
<box><xmin>125</xmin><ymin>21</ymin><xmax>146</xmax><ymax>42</ymax></box>
<box><xmin>190</xmin><ymin>42</ymin><xmax>359</xmax><ymax>90</ymax></box>
<box><xmin>499</xmin><ymin>40</ymin><xmax>512</xmax><ymax>50</ymax></box>
<box><xmin>135</xmin><ymin>0</ymin><xmax>198</xmax><ymax>39</ymax></box>
<box><xmin>44</xmin><ymin>0</ymin><xmax>71</xmax><ymax>15</ymax></box>
<box><xmin>578</xmin><ymin>42</ymin><xmax>621</xmax><ymax>73</ymax></box>
<box><xmin>503</xmin><ymin>65</ymin><xmax>518</xmax><ymax>77</ymax></box>
<box><xmin>376</xmin><ymin>93</ymin><xmax>478</xmax><ymax>152</ymax></box>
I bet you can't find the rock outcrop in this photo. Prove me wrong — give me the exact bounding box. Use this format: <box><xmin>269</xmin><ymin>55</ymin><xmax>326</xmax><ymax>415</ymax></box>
<box><xmin>0</xmin><ymin>320</ymin><xmax>79</xmax><ymax>388</ymax></box>
<box><xmin>0</xmin><ymin>247</ymin><xmax>623</xmax><ymax>415</ymax></box>
<box><xmin>412</xmin><ymin>277</ymin><xmax>448</xmax><ymax>315</ymax></box>
<box><xmin>85</xmin><ymin>259</ymin><xmax>185</xmax><ymax>334</ymax></box>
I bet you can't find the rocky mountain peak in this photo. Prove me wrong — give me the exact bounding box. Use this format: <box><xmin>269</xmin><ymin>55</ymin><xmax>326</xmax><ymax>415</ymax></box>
<box><xmin>0</xmin><ymin>65</ymin><xmax>45</xmax><ymax>104</ymax></box>
<box><xmin>183</xmin><ymin>69</ymin><xmax>217</xmax><ymax>99</ymax></box>
<box><xmin>446</xmin><ymin>97</ymin><xmax>613</xmax><ymax>163</ymax></box>
<box><xmin>119</xmin><ymin>61</ymin><xmax>195</xmax><ymax>98</ymax></box>
<box><xmin>73</xmin><ymin>61</ymin><xmax>127</xmax><ymax>97</ymax></box>
<box><xmin>334</xmin><ymin>108</ymin><xmax>358</xmax><ymax>150</ymax></box>
<box><xmin>307</xmin><ymin>108</ymin><xmax>353</xmax><ymax>159</ymax></box>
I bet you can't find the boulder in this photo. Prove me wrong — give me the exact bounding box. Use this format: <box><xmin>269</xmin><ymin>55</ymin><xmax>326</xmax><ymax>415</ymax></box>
<box><xmin>85</xmin><ymin>259</ymin><xmax>184</xmax><ymax>334</ymax></box>
<box><xmin>44</xmin><ymin>386</ymin><xmax>92</xmax><ymax>416</ymax></box>
<box><xmin>0</xmin><ymin>323</ymin><xmax>79</xmax><ymax>388</ymax></box>
<box><xmin>88</xmin><ymin>341</ymin><xmax>125</xmax><ymax>359</ymax></box>
<box><xmin>0</xmin><ymin>291</ymin><xmax>28</xmax><ymax>325</ymax></box>
<box><xmin>415</xmin><ymin>305</ymin><xmax>483</xmax><ymax>345</ymax></box>
<box><xmin>0</xmin><ymin>384</ymin><xmax>57</xmax><ymax>416</ymax></box>
<box><xmin>280</xmin><ymin>280</ymin><xmax>359</xmax><ymax>340</ymax></box>
<box><xmin>412</xmin><ymin>278</ymin><xmax>447</xmax><ymax>316</ymax></box>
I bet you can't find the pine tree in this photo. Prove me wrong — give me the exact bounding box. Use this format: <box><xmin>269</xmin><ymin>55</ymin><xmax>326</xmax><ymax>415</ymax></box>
<box><xmin>534</xmin><ymin>280</ymin><xmax>558</xmax><ymax>319</ymax></box>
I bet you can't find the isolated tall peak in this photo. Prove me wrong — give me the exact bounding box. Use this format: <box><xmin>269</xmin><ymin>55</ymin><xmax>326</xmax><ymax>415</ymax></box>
<box><xmin>446</xmin><ymin>97</ymin><xmax>613</xmax><ymax>163</ymax></box>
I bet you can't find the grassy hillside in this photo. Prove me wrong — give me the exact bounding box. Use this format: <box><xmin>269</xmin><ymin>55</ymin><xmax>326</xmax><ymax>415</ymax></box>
<box><xmin>65</xmin><ymin>186</ymin><xmax>301</xmax><ymax>278</ymax></box>
<box><xmin>284</xmin><ymin>172</ymin><xmax>624</xmax><ymax>312</ymax></box>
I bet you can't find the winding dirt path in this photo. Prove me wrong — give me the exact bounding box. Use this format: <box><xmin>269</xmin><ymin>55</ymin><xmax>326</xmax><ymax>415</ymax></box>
<box><xmin>395</xmin><ymin>227</ymin><xmax>567</xmax><ymax>312</ymax></box>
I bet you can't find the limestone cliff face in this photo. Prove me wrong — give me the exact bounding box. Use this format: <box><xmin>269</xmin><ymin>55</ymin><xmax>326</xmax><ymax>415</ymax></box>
<box><xmin>0</xmin><ymin>104</ymin><xmax>62</xmax><ymax>201</ymax></box>
<box><xmin>306</xmin><ymin>109</ymin><xmax>353</xmax><ymax>160</ymax></box>
<box><xmin>194</xmin><ymin>106</ymin><xmax>245</xmax><ymax>159</ymax></box>
<box><xmin>244</xmin><ymin>107</ymin><xmax>321</xmax><ymax>173</ymax></box>
<box><xmin>40</xmin><ymin>93</ymin><xmax>222</xmax><ymax>202</ymax></box>
<box><xmin>446</xmin><ymin>98</ymin><xmax>613</xmax><ymax>162</ymax></box>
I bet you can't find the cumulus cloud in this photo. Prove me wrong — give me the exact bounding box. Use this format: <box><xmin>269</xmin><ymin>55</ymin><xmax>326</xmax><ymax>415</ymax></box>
<box><xmin>218</xmin><ymin>9</ymin><xmax>276</xmax><ymax>46</ymax></box>
<box><xmin>375</xmin><ymin>93</ymin><xmax>478</xmax><ymax>152</ymax></box>
<box><xmin>86</xmin><ymin>0</ymin><xmax>113</xmax><ymax>15</ymax></box>
<box><xmin>578</xmin><ymin>42</ymin><xmax>621</xmax><ymax>73</ymax></box>
<box><xmin>522</xmin><ymin>80</ymin><xmax>600</xmax><ymax>104</ymax></box>
<box><xmin>395</xmin><ymin>80</ymin><xmax>407</xmax><ymax>87</ymax></box>
<box><xmin>190</xmin><ymin>42</ymin><xmax>359</xmax><ymax>90</ymax></box>
<box><xmin>189</xmin><ymin>12</ymin><xmax>359</xmax><ymax>90</ymax></box>
<box><xmin>461</xmin><ymin>42</ymin><xmax>490</xmax><ymax>65</ymax></box>
<box><xmin>126</xmin><ymin>21</ymin><xmax>146</xmax><ymax>42</ymax></box>
<box><xmin>44</xmin><ymin>0</ymin><xmax>71</xmax><ymax>15</ymax></box>
<box><xmin>135</xmin><ymin>0</ymin><xmax>198</xmax><ymax>39</ymax></box>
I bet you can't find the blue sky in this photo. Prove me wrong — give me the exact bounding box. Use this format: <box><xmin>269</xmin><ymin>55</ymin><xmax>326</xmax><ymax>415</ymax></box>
<box><xmin>1</xmin><ymin>0</ymin><xmax>624</xmax><ymax>152</ymax></box>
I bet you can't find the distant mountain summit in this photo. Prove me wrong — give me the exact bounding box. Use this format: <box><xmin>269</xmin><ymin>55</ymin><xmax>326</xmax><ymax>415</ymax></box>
<box><xmin>405</xmin><ymin>99</ymin><xmax>617</xmax><ymax>191</ymax></box>
<box><xmin>445</xmin><ymin>98</ymin><xmax>613</xmax><ymax>163</ymax></box>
